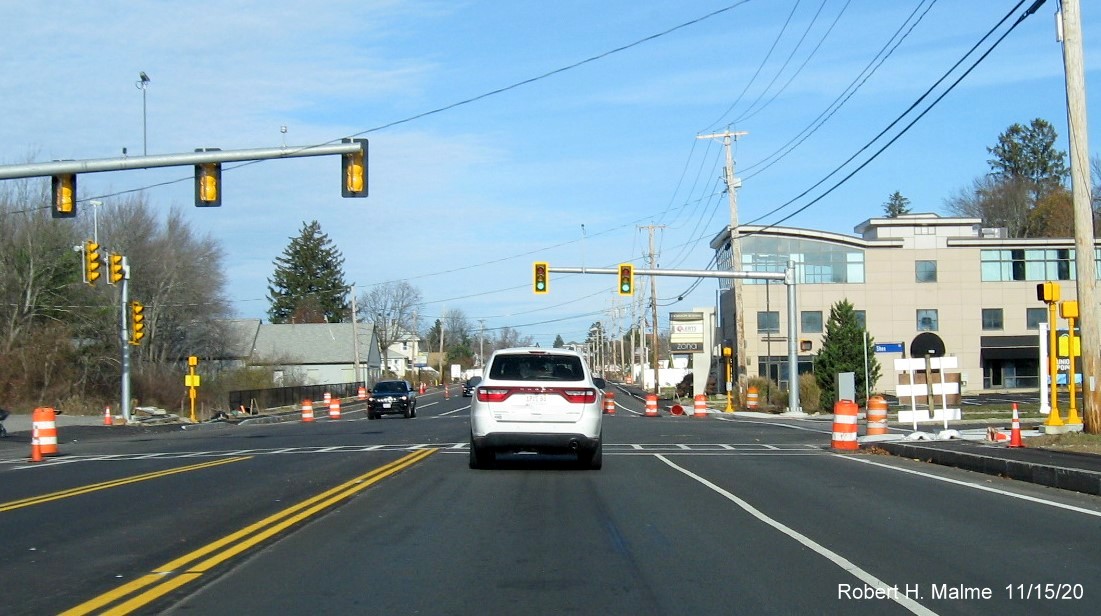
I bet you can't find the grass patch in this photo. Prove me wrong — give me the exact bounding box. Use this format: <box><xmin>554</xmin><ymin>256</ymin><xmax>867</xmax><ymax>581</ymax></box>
<box><xmin>1027</xmin><ymin>431</ymin><xmax>1101</xmax><ymax>454</ymax></box>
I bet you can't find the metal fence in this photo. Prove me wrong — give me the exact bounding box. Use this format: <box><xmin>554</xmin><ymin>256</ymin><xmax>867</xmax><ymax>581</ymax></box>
<box><xmin>228</xmin><ymin>382</ymin><xmax>365</xmax><ymax>413</ymax></box>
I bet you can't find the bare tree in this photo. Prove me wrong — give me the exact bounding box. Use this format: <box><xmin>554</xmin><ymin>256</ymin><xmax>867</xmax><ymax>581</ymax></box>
<box><xmin>944</xmin><ymin>175</ymin><xmax>1033</xmax><ymax>237</ymax></box>
<box><xmin>357</xmin><ymin>281</ymin><xmax>423</xmax><ymax>371</ymax></box>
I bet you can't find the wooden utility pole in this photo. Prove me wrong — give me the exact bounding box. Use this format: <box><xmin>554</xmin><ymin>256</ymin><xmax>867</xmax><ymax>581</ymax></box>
<box><xmin>640</xmin><ymin>225</ymin><xmax>665</xmax><ymax>395</ymax></box>
<box><xmin>697</xmin><ymin>130</ymin><xmax>748</xmax><ymax>397</ymax></box>
<box><xmin>1060</xmin><ymin>0</ymin><xmax>1099</xmax><ymax>432</ymax></box>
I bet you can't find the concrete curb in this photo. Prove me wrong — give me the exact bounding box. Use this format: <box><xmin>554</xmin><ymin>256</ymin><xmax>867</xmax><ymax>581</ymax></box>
<box><xmin>874</xmin><ymin>441</ymin><xmax>1101</xmax><ymax>496</ymax></box>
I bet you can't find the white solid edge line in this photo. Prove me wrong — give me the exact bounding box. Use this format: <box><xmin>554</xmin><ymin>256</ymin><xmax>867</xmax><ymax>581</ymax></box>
<box><xmin>655</xmin><ymin>454</ymin><xmax>937</xmax><ymax>616</ymax></box>
<box><xmin>831</xmin><ymin>454</ymin><xmax>1101</xmax><ymax>518</ymax></box>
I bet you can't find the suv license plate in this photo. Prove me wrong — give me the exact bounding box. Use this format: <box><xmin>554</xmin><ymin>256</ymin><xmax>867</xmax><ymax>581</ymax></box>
<box><xmin>383</xmin><ymin>403</ymin><xmax>391</xmax><ymax>409</ymax></box>
<box><xmin>524</xmin><ymin>394</ymin><xmax>547</xmax><ymax>405</ymax></box>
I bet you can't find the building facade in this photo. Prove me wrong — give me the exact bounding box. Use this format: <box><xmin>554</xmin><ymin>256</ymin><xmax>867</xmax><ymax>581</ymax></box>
<box><xmin>711</xmin><ymin>213</ymin><xmax>1100</xmax><ymax>394</ymax></box>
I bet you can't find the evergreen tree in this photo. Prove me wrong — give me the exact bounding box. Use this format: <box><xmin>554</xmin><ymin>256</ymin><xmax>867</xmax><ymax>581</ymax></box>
<box><xmin>553</xmin><ymin>334</ymin><xmax>565</xmax><ymax>348</ymax></box>
<box><xmin>267</xmin><ymin>220</ymin><xmax>349</xmax><ymax>323</ymax></box>
<box><xmin>812</xmin><ymin>299</ymin><xmax>880</xmax><ymax>408</ymax></box>
<box><xmin>883</xmin><ymin>191</ymin><xmax>911</xmax><ymax>217</ymax></box>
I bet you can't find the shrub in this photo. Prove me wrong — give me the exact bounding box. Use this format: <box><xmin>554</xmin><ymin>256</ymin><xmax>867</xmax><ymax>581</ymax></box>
<box><xmin>799</xmin><ymin>373</ymin><xmax>822</xmax><ymax>414</ymax></box>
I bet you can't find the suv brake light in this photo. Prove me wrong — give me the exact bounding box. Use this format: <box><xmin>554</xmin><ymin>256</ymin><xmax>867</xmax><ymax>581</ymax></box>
<box><xmin>475</xmin><ymin>387</ymin><xmax>596</xmax><ymax>404</ymax></box>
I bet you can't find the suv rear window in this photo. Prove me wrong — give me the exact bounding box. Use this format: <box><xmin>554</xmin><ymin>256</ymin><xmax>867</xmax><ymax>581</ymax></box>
<box><xmin>373</xmin><ymin>381</ymin><xmax>408</xmax><ymax>393</ymax></box>
<box><xmin>488</xmin><ymin>354</ymin><xmax>584</xmax><ymax>381</ymax></box>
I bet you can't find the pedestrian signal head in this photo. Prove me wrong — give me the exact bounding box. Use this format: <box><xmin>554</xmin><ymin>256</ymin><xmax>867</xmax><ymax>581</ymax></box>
<box><xmin>1036</xmin><ymin>281</ymin><xmax>1060</xmax><ymax>303</ymax></box>
<box><xmin>533</xmin><ymin>262</ymin><xmax>548</xmax><ymax>294</ymax></box>
<box><xmin>617</xmin><ymin>264</ymin><xmax>634</xmax><ymax>296</ymax></box>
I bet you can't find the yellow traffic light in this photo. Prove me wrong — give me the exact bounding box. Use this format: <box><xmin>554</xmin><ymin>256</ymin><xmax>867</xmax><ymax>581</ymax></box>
<box><xmin>1037</xmin><ymin>281</ymin><xmax>1061</xmax><ymax>303</ymax></box>
<box><xmin>107</xmin><ymin>253</ymin><xmax>125</xmax><ymax>285</ymax></box>
<box><xmin>195</xmin><ymin>163</ymin><xmax>221</xmax><ymax>206</ymax></box>
<box><xmin>617</xmin><ymin>263</ymin><xmax>634</xmax><ymax>296</ymax></box>
<box><xmin>129</xmin><ymin>301</ymin><xmax>145</xmax><ymax>345</ymax></box>
<box><xmin>84</xmin><ymin>239</ymin><xmax>101</xmax><ymax>285</ymax></box>
<box><xmin>533</xmin><ymin>262</ymin><xmax>549</xmax><ymax>294</ymax></box>
<box><xmin>341</xmin><ymin>138</ymin><xmax>368</xmax><ymax>198</ymax></box>
<box><xmin>52</xmin><ymin>174</ymin><xmax>77</xmax><ymax>218</ymax></box>
<box><xmin>194</xmin><ymin>150</ymin><xmax>222</xmax><ymax>207</ymax></box>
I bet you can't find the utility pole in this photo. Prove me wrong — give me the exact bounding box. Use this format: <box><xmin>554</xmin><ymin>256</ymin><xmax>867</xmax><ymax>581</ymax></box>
<box><xmin>350</xmin><ymin>285</ymin><xmax>362</xmax><ymax>384</ymax></box>
<box><xmin>698</xmin><ymin>130</ymin><xmax>748</xmax><ymax>398</ymax></box>
<box><xmin>640</xmin><ymin>224</ymin><xmax>665</xmax><ymax>395</ymax></box>
<box><xmin>1060</xmin><ymin>0</ymin><xmax>1099</xmax><ymax>433</ymax></box>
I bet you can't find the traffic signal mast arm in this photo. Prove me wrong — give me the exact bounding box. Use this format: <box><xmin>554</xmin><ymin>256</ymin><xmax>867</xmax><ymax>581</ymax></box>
<box><xmin>0</xmin><ymin>142</ymin><xmax>366</xmax><ymax>180</ymax></box>
<box><xmin>548</xmin><ymin>266</ymin><xmax>789</xmax><ymax>283</ymax></box>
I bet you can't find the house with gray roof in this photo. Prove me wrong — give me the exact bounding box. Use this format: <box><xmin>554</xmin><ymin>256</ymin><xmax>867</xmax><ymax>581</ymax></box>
<box><xmin>220</xmin><ymin>319</ymin><xmax>383</xmax><ymax>385</ymax></box>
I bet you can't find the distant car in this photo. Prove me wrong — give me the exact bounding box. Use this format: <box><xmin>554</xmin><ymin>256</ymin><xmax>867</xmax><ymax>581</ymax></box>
<box><xmin>462</xmin><ymin>376</ymin><xmax>482</xmax><ymax>397</ymax></box>
<box><xmin>367</xmin><ymin>380</ymin><xmax>417</xmax><ymax>419</ymax></box>
<box><xmin>469</xmin><ymin>347</ymin><xmax>603</xmax><ymax>470</ymax></box>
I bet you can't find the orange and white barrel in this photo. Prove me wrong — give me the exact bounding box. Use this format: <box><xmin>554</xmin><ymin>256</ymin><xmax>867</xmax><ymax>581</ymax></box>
<box><xmin>644</xmin><ymin>394</ymin><xmax>659</xmax><ymax>417</ymax></box>
<box><xmin>301</xmin><ymin>400</ymin><xmax>315</xmax><ymax>423</ymax></box>
<box><xmin>603</xmin><ymin>392</ymin><xmax>616</xmax><ymax>415</ymax></box>
<box><xmin>831</xmin><ymin>400</ymin><xmax>859</xmax><ymax>451</ymax></box>
<box><xmin>357</xmin><ymin>386</ymin><xmax>367</xmax><ymax>400</ymax></box>
<box><xmin>323</xmin><ymin>392</ymin><xmax>332</xmax><ymax>404</ymax></box>
<box><xmin>746</xmin><ymin>386</ymin><xmax>759</xmax><ymax>410</ymax></box>
<box><xmin>33</xmin><ymin>407</ymin><xmax>59</xmax><ymax>456</ymax></box>
<box><xmin>329</xmin><ymin>399</ymin><xmax>341</xmax><ymax>420</ymax></box>
<box><xmin>866</xmin><ymin>396</ymin><xmax>888</xmax><ymax>436</ymax></box>
<box><xmin>693</xmin><ymin>394</ymin><xmax>708</xmax><ymax>418</ymax></box>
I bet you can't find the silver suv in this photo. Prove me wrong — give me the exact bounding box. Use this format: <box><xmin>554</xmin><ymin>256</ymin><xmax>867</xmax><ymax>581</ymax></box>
<box><xmin>469</xmin><ymin>347</ymin><xmax>603</xmax><ymax>470</ymax></box>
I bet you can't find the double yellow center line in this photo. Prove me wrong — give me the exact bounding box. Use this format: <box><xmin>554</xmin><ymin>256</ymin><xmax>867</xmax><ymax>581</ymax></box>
<box><xmin>62</xmin><ymin>448</ymin><xmax>437</xmax><ymax>616</ymax></box>
<box><xmin>0</xmin><ymin>457</ymin><xmax>250</xmax><ymax>512</ymax></box>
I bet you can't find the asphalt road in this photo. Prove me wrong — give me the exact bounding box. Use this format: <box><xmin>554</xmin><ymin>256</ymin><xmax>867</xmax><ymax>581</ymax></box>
<box><xmin>1</xmin><ymin>388</ymin><xmax>1100</xmax><ymax>615</ymax></box>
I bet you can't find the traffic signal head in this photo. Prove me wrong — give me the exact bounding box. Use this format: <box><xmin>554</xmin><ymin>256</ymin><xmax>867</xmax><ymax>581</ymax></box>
<box><xmin>617</xmin><ymin>264</ymin><xmax>634</xmax><ymax>296</ymax></box>
<box><xmin>83</xmin><ymin>239</ymin><xmax>101</xmax><ymax>285</ymax></box>
<box><xmin>129</xmin><ymin>301</ymin><xmax>145</xmax><ymax>345</ymax></box>
<box><xmin>341</xmin><ymin>138</ymin><xmax>368</xmax><ymax>198</ymax></box>
<box><xmin>107</xmin><ymin>253</ymin><xmax>125</xmax><ymax>285</ymax></box>
<box><xmin>1037</xmin><ymin>281</ymin><xmax>1061</xmax><ymax>303</ymax></box>
<box><xmin>52</xmin><ymin>174</ymin><xmax>77</xmax><ymax>218</ymax></box>
<box><xmin>533</xmin><ymin>262</ymin><xmax>549</xmax><ymax>294</ymax></box>
<box><xmin>194</xmin><ymin>149</ymin><xmax>222</xmax><ymax>207</ymax></box>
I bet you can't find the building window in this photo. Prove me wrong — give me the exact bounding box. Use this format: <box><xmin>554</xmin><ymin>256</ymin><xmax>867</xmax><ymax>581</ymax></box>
<box><xmin>757</xmin><ymin>311</ymin><xmax>780</xmax><ymax>334</ymax></box>
<box><xmin>854</xmin><ymin>310</ymin><xmax>866</xmax><ymax>329</ymax></box>
<box><xmin>1026</xmin><ymin>307</ymin><xmax>1048</xmax><ymax>330</ymax></box>
<box><xmin>915</xmin><ymin>260</ymin><xmax>937</xmax><ymax>283</ymax></box>
<box><xmin>981</xmin><ymin>248</ymin><xmax>1078</xmax><ymax>281</ymax></box>
<box><xmin>801</xmin><ymin>311</ymin><xmax>823</xmax><ymax>333</ymax></box>
<box><xmin>982</xmin><ymin>308</ymin><xmax>1003</xmax><ymax>330</ymax></box>
<box><xmin>917</xmin><ymin>309</ymin><xmax>938</xmax><ymax>331</ymax></box>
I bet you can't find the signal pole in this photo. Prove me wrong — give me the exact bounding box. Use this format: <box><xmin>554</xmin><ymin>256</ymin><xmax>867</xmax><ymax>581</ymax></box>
<box><xmin>698</xmin><ymin>130</ymin><xmax>748</xmax><ymax>397</ymax></box>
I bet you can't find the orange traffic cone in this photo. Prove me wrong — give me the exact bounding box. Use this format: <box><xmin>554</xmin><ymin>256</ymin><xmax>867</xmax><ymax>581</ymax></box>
<box><xmin>30</xmin><ymin>426</ymin><xmax>43</xmax><ymax>463</ymax></box>
<box><xmin>1008</xmin><ymin>403</ymin><xmax>1024</xmax><ymax>448</ymax></box>
<box><xmin>104</xmin><ymin>405</ymin><xmax>113</xmax><ymax>426</ymax></box>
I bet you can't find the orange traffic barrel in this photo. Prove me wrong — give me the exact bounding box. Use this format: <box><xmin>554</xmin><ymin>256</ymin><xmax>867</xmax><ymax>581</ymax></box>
<box><xmin>866</xmin><ymin>396</ymin><xmax>888</xmax><ymax>436</ymax></box>
<box><xmin>329</xmin><ymin>399</ymin><xmax>341</xmax><ymax>420</ymax></box>
<box><xmin>33</xmin><ymin>407</ymin><xmax>59</xmax><ymax>456</ymax></box>
<box><xmin>831</xmin><ymin>400</ymin><xmax>859</xmax><ymax>451</ymax></box>
<box><xmin>603</xmin><ymin>392</ymin><xmax>616</xmax><ymax>415</ymax></box>
<box><xmin>301</xmin><ymin>400</ymin><xmax>315</xmax><ymax>423</ymax></box>
<box><xmin>357</xmin><ymin>386</ymin><xmax>367</xmax><ymax>400</ymax></box>
<box><xmin>323</xmin><ymin>392</ymin><xmax>332</xmax><ymax>403</ymax></box>
<box><xmin>746</xmin><ymin>386</ymin><xmax>759</xmax><ymax>410</ymax></box>
<box><xmin>693</xmin><ymin>394</ymin><xmax>708</xmax><ymax>418</ymax></box>
<box><xmin>644</xmin><ymin>394</ymin><xmax>659</xmax><ymax>417</ymax></box>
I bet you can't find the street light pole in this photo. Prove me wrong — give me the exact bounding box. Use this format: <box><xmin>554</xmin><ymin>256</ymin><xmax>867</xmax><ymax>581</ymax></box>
<box><xmin>136</xmin><ymin>72</ymin><xmax>150</xmax><ymax>156</ymax></box>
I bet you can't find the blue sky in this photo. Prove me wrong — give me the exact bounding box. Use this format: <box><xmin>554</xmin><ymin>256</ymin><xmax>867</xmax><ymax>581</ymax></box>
<box><xmin>2</xmin><ymin>1</ymin><xmax>1098</xmax><ymax>346</ymax></box>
